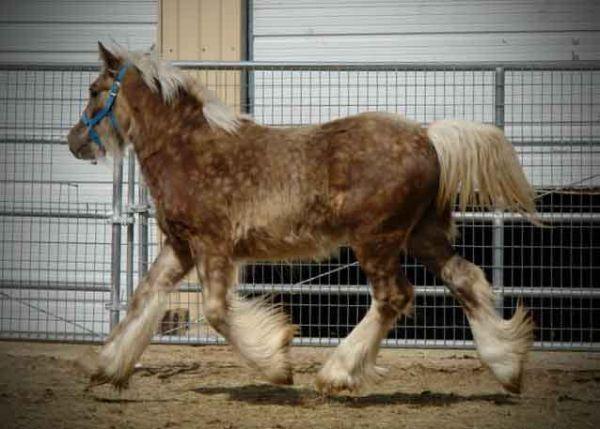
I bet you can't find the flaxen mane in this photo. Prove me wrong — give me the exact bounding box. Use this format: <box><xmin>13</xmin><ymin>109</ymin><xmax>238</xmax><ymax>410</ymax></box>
<box><xmin>107</xmin><ymin>45</ymin><xmax>243</xmax><ymax>134</ymax></box>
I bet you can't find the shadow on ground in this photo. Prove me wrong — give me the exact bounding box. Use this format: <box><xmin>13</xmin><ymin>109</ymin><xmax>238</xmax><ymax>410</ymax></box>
<box><xmin>192</xmin><ymin>384</ymin><xmax>515</xmax><ymax>408</ymax></box>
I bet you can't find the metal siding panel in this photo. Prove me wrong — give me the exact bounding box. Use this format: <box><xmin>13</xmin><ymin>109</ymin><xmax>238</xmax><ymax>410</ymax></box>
<box><xmin>199</xmin><ymin>0</ymin><xmax>223</xmax><ymax>60</ymax></box>
<box><xmin>0</xmin><ymin>0</ymin><xmax>158</xmax><ymax>63</ymax></box>
<box><xmin>178</xmin><ymin>0</ymin><xmax>203</xmax><ymax>59</ymax></box>
<box><xmin>254</xmin><ymin>32</ymin><xmax>600</xmax><ymax>61</ymax></box>
<box><xmin>221</xmin><ymin>0</ymin><xmax>242</xmax><ymax>60</ymax></box>
<box><xmin>161</xmin><ymin>0</ymin><xmax>242</xmax><ymax>61</ymax></box>
<box><xmin>253</xmin><ymin>0</ymin><xmax>600</xmax><ymax>61</ymax></box>
<box><xmin>255</xmin><ymin>3</ymin><xmax>600</xmax><ymax>35</ymax></box>
<box><xmin>0</xmin><ymin>23</ymin><xmax>156</xmax><ymax>63</ymax></box>
<box><xmin>1</xmin><ymin>0</ymin><xmax>156</xmax><ymax>23</ymax></box>
<box><xmin>161</xmin><ymin>0</ymin><xmax>181</xmax><ymax>59</ymax></box>
<box><xmin>218</xmin><ymin>0</ymin><xmax>243</xmax><ymax>107</ymax></box>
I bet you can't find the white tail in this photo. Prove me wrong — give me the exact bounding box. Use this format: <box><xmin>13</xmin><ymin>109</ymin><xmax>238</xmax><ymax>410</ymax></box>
<box><xmin>427</xmin><ymin>120</ymin><xmax>537</xmax><ymax>217</ymax></box>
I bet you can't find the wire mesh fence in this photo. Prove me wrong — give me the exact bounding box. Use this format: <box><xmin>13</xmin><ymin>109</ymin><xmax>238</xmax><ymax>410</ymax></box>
<box><xmin>0</xmin><ymin>61</ymin><xmax>598</xmax><ymax>349</ymax></box>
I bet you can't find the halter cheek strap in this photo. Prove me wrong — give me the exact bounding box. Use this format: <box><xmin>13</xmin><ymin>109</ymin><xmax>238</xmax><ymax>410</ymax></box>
<box><xmin>81</xmin><ymin>63</ymin><xmax>130</xmax><ymax>150</ymax></box>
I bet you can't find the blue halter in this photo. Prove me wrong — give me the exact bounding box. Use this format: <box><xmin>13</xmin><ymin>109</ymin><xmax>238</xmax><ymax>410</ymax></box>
<box><xmin>81</xmin><ymin>63</ymin><xmax>130</xmax><ymax>150</ymax></box>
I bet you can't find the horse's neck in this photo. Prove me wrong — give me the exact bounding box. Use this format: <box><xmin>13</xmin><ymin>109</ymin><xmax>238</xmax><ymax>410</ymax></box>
<box><xmin>120</xmin><ymin>75</ymin><xmax>218</xmax><ymax>202</ymax></box>
<box><xmin>122</xmin><ymin>76</ymin><xmax>207</xmax><ymax>161</ymax></box>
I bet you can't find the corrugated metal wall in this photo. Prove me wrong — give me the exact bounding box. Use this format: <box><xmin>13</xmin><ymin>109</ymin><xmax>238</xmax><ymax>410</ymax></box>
<box><xmin>160</xmin><ymin>0</ymin><xmax>242</xmax><ymax>61</ymax></box>
<box><xmin>252</xmin><ymin>0</ymin><xmax>600</xmax><ymax>61</ymax></box>
<box><xmin>0</xmin><ymin>0</ymin><xmax>157</xmax><ymax>63</ymax></box>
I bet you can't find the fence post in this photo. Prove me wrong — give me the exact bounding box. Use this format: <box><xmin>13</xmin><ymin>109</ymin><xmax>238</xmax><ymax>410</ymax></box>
<box><xmin>110</xmin><ymin>156</ymin><xmax>124</xmax><ymax>329</ymax></box>
<box><xmin>493</xmin><ymin>67</ymin><xmax>505</xmax><ymax>314</ymax></box>
<box><xmin>245</xmin><ymin>0</ymin><xmax>254</xmax><ymax>116</ymax></box>
<box><xmin>138</xmin><ymin>178</ymin><xmax>149</xmax><ymax>278</ymax></box>
<box><xmin>126</xmin><ymin>151</ymin><xmax>136</xmax><ymax>300</ymax></box>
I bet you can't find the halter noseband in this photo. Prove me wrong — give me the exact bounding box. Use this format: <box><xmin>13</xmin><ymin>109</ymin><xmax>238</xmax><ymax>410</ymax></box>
<box><xmin>81</xmin><ymin>63</ymin><xmax>130</xmax><ymax>150</ymax></box>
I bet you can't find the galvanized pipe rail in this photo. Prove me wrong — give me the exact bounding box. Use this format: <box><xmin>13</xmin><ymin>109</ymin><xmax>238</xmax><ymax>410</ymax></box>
<box><xmin>3</xmin><ymin>60</ymin><xmax>600</xmax><ymax>72</ymax></box>
<box><xmin>109</xmin><ymin>157</ymin><xmax>124</xmax><ymax>328</ymax></box>
<box><xmin>174</xmin><ymin>60</ymin><xmax>600</xmax><ymax>71</ymax></box>
<box><xmin>493</xmin><ymin>67</ymin><xmax>506</xmax><ymax>312</ymax></box>
<box><xmin>150</xmin><ymin>335</ymin><xmax>600</xmax><ymax>352</ymax></box>
<box><xmin>201</xmin><ymin>283</ymin><xmax>600</xmax><ymax>298</ymax></box>
<box><xmin>2</xmin><ymin>279</ymin><xmax>598</xmax><ymax>298</ymax></box>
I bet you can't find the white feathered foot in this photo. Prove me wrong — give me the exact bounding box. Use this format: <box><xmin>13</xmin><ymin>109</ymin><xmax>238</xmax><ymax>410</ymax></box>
<box><xmin>227</xmin><ymin>294</ymin><xmax>297</xmax><ymax>385</ymax></box>
<box><xmin>315</xmin><ymin>304</ymin><xmax>389</xmax><ymax>394</ymax></box>
<box><xmin>470</xmin><ymin>300</ymin><xmax>534</xmax><ymax>394</ymax></box>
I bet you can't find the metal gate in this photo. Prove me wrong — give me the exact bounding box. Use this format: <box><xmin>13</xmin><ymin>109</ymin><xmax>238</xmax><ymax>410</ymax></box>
<box><xmin>1</xmin><ymin>61</ymin><xmax>598</xmax><ymax>350</ymax></box>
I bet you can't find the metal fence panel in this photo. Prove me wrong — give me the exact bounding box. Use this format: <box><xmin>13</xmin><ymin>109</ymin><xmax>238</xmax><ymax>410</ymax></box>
<box><xmin>0</xmin><ymin>61</ymin><xmax>598</xmax><ymax>350</ymax></box>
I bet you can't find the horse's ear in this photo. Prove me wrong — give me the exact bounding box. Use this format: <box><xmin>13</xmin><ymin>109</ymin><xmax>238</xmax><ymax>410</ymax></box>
<box><xmin>98</xmin><ymin>42</ymin><xmax>120</xmax><ymax>73</ymax></box>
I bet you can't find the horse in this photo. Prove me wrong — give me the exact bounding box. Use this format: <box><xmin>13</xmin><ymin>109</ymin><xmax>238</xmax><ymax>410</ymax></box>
<box><xmin>67</xmin><ymin>43</ymin><xmax>535</xmax><ymax>395</ymax></box>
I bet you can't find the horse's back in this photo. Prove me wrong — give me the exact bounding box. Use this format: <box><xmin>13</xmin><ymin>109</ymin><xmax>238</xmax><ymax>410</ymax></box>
<box><xmin>316</xmin><ymin>112</ymin><xmax>440</xmax><ymax>233</ymax></box>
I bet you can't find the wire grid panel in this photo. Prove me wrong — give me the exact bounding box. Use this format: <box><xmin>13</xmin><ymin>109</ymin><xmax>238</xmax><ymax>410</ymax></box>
<box><xmin>0</xmin><ymin>62</ymin><xmax>598</xmax><ymax>350</ymax></box>
<box><xmin>503</xmin><ymin>68</ymin><xmax>600</xmax><ymax>347</ymax></box>
<box><xmin>0</xmin><ymin>66</ymin><xmax>113</xmax><ymax>342</ymax></box>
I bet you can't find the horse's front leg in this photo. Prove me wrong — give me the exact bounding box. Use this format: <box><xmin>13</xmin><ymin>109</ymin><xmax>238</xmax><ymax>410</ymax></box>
<box><xmin>193</xmin><ymin>241</ymin><xmax>296</xmax><ymax>385</ymax></box>
<box><xmin>90</xmin><ymin>242</ymin><xmax>192</xmax><ymax>388</ymax></box>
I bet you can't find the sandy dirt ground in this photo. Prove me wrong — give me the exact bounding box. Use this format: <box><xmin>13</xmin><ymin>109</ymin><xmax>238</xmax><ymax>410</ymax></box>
<box><xmin>0</xmin><ymin>341</ymin><xmax>599</xmax><ymax>429</ymax></box>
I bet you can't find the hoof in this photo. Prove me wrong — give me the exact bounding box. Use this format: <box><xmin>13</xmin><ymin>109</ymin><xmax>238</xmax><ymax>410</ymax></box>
<box><xmin>88</xmin><ymin>369</ymin><xmax>131</xmax><ymax>391</ymax></box>
<box><xmin>270</xmin><ymin>370</ymin><xmax>294</xmax><ymax>386</ymax></box>
<box><xmin>474</xmin><ymin>298</ymin><xmax>533</xmax><ymax>396</ymax></box>
<box><xmin>314</xmin><ymin>363</ymin><xmax>386</xmax><ymax>395</ymax></box>
<box><xmin>263</xmin><ymin>355</ymin><xmax>294</xmax><ymax>386</ymax></box>
<box><xmin>257</xmin><ymin>324</ymin><xmax>296</xmax><ymax>386</ymax></box>
<box><xmin>500</xmin><ymin>372</ymin><xmax>523</xmax><ymax>395</ymax></box>
<box><xmin>314</xmin><ymin>373</ymin><xmax>359</xmax><ymax>396</ymax></box>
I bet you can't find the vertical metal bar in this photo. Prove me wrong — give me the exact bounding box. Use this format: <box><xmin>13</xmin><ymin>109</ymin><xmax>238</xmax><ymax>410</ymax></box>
<box><xmin>138</xmin><ymin>178</ymin><xmax>149</xmax><ymax>278</ymax></box>
<box><xmin>246</xmin><ymin>0</ymin><xmax>254</xmax><ymax>61</ymax></box>
<box><xmin>495</xmin><ymin>67</ymin><xmax>505</xmax><ymax>129</ymax></box>
<box><xmin>110</xmin><ymin>156</ymin><xmax>123</xmax><ymax>329</ymax></box>
<box><xmin>245</xmin><ymin>0</ymin><xmax>254</xmax><ymax>116</ymax></box>
<box><xmin>126</xmin><ymin>151</ymin><xmax>135</xmax><ymax>300</ymax></box>
<box><xmin>493</xmin><ymin>67</ymin><xmax>505</xmax><ymax>314</ymax></box>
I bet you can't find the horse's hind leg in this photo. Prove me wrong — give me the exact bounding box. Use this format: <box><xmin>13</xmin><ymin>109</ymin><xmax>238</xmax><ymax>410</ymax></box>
<box><xmin>90</xmin><ymin>241</ymin><xmax>192</xmax><ymax>388</ymax></box>
<box><xmin>190</xmin><ymin>239</ymin><xmax>296</xmax><ymax>385</ymax></box>
<box><xmin>316</xmin><ymin>240</ymin><xmax>414</xmax><ymax>394</ymax></box>
<box><xmin>408</xmin><ymin>211</ymin><xmax>533</xmax><ymax>394</ymax></box>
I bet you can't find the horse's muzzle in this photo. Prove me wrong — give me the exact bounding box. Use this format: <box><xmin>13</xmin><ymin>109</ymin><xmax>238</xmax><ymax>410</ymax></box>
<box><xmin>67</xmin><ymin>122</ymin><xmax>97</xmax><ymax>160</ymax></box>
